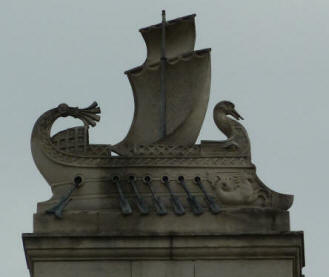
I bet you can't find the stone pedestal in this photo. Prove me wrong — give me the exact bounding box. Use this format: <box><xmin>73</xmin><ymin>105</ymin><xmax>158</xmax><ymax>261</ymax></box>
<box><xmin>23</xmin><ymin>232</ymin><xmax>304</xmax><ymax>277</ymax></box>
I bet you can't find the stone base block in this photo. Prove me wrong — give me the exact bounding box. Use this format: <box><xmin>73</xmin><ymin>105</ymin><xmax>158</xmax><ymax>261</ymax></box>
<box><xmin>23</xmin><ymin>232</ymin><xmax>304</xmax><ymax>277</ymax></box>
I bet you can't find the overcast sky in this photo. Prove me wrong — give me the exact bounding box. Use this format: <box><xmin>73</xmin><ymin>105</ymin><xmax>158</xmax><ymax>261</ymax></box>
<box><xmin>1</xmin><ymin>1</ymin><xmax>328</xmax><ymax>276</ymax></box>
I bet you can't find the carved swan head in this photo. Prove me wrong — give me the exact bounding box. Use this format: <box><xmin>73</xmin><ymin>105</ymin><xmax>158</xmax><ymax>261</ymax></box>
<box><xmin>213</xmin><ymin>101</ymin><xmax>244</xmax><ymax>120</ymax></box>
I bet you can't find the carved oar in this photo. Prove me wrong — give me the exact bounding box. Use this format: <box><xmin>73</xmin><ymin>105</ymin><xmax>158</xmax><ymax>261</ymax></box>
<box><xmin>143</xmin><ymin>176</ymin><xmax>167</xmax><ymax>216</ymax></box>
<box><xmin>128</xmin><ymin>176</ymin><xmax>149</xmax><ymax>215</ymax></box>
<box><xmin>178</xmin><ymin>176</ymin><xmax>203</xmax><ymax>215</ymax></box>
<box><xmin>112</xmin><ymin>176</ymin><xmax>132</xmax><ymax>215</ymax></box>
<box><xmin>46</xmin><ymin>176</ymin><xmax>82</xmax><ymax>219</ymax></box>
<box><xmin>162</xmin><ymin>176</ymin><xmax>185</xmax><ymax>216</ymax></box>
<box><xmin>194</xmin><ymin>176</ymin><xmax>220</xmax><ymax>214</ymax></box>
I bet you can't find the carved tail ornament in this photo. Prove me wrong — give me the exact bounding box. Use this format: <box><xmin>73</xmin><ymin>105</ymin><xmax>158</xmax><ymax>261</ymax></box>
<box><xmin>31</xmin><ymin>102</ymin><xmax>101</xmax><ymax>176</ymax></box>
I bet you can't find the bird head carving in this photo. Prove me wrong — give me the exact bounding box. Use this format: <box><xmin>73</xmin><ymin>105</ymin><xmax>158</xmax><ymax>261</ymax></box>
<box><xmin>214</xmin><ymin>101</ymin><xmax>244</xmax><ymax>120</ymax></box>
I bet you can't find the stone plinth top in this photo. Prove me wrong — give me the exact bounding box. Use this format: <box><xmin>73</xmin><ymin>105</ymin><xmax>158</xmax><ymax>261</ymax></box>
<box><xmin>23</xmin><ymin>232</ymin><xmax>304</xmax><ymax>277</ymax></box>
<box><xmin>33</xmin><ymin>208</ymin><xmax>290</xmax><ymax>235</ymax></box>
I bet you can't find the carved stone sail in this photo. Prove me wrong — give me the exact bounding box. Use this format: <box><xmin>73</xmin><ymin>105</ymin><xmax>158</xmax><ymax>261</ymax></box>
<box><xmin>141</xmin><ymin>14</ymin><xmax>197</xmax><ymax>65</ymax></box>
<box><xmin>115</xmin><ymin>15</ymin><xmax>211</xmax><ymax>150</ymax></box>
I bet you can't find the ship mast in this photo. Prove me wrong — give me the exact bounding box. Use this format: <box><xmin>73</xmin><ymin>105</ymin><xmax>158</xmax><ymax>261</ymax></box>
<box><xmin>116</xmin><ymin>12</ymin><xmax>211</xmax><ymax>148</ymax></box>
<box><xmin>160</xmin><ymin>10</ymin><xmax>167</xmax><ymax>138</ymax></box>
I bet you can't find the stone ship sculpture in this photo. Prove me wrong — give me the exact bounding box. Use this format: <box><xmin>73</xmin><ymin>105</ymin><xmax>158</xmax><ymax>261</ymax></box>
<box><xmin>31</xmin><ymin>12</ymin><xmax>293</xmax><ymax>234</ymax></box>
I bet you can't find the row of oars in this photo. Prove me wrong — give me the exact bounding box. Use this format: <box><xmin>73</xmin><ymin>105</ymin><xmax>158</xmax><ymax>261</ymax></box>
<box><xmin>113</xmin><ymin>175</ymin><xmax>220</xmax><ymax>216</ymax></box>
<box><xmin>46</xmin><ymin>175</ymin><xmax>220</xmax><ymax>219</ymax></box>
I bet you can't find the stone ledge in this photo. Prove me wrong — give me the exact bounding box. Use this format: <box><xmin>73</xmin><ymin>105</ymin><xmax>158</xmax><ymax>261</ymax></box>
<box><xmin>33</xmin><ymin>208</ymin><xmax>290</xmax><ymax>234</ymax></box>
<box><xmin>23</xmin><ymin>232</ymin><xmax>304</xmax><ymax>277</ymax></box>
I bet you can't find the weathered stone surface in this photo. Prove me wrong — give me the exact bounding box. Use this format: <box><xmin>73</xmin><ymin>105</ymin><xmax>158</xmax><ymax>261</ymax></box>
<box><xmin>34</xmin><ymin>261</ymin><xmax>130</xmax><ymax>277</ymax></box>
<box><xmin>33</xmin><ymin>208</ymin><xmax>290</xmax><ymax>235</ymax></box>
<box><xmin>23</xmin><ymin>232</ymin><xmax>304</xmax><ymax>277</ymax></box>
<box><xmin>195</xmin><ymin>260</ymin><xmax>293</xmax><ymax>277</ymax></box>
<box><xmin>132</xmin><ymin>261</ymin><xmax>194</xmax><ymax>277</ymax></box>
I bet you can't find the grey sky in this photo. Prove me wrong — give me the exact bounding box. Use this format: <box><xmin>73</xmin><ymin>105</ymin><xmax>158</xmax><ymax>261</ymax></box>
<box><xmin>1</xmin><ymin>1</ymin><xmax>328</xmax><ymax>276</ymax></box>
